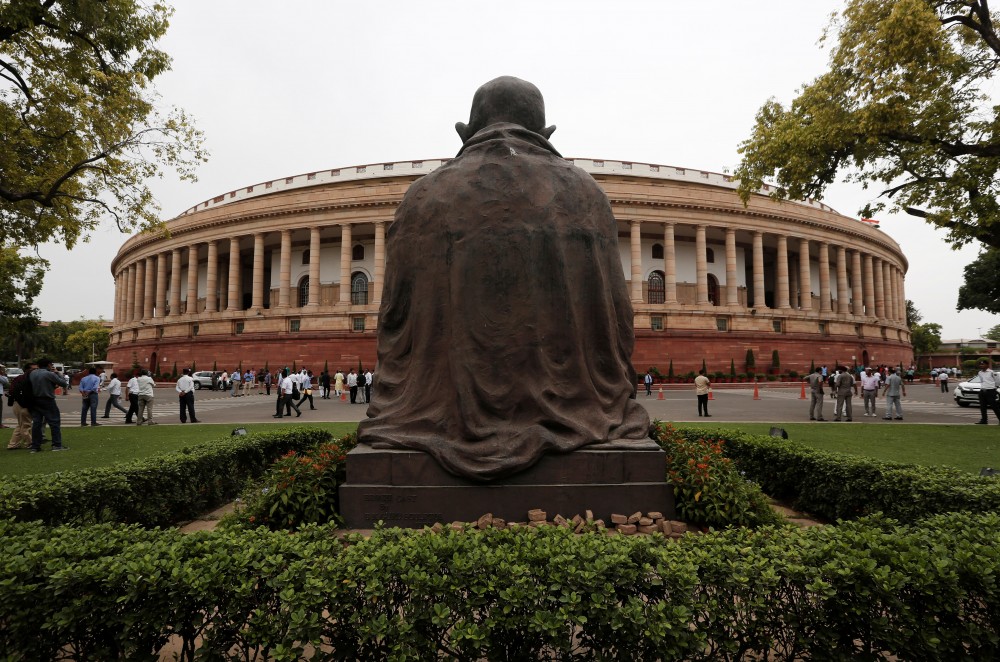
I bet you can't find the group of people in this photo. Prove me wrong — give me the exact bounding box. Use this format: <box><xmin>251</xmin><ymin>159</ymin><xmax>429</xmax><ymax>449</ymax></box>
<box><xmin>805</xmin><ymin>365</ymin><xmax>908</xmax><ymax>422</ymax></box>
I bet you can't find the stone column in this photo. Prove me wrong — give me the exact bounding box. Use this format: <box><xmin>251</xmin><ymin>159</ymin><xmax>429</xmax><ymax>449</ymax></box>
<box><xmin>798</xmin><ymin>238</ymin><xmax>811</xmax><ymax>310</ymax></box>
<box><xmin>125</xmin><ymin>264</ymin><xmax>136</xmax><ymax>323</ymax></box>
<box><xmin>227</xmin><ymin>237</ymin><xmax>241</xmax><ymax>312</ymax></box>
<box><xmin>186</xmin><ymin>245</ymin><xmax>199</xmax><ymax>314</ymax></box>
<box><xmin>206</xmin><ymin>240</ymin><xmax>218</xmax><ymax>313</ymax></box>
<box><xmin>252</xmin><ymin>232</ymin><xmax>265</xmax><ymax>310</ymax></box>
<box><xmin>664</xmin><ymin>223</ymin><xmax>677</xmax><ymax>303</ymax></box>
<box><xmin>143</xmin><ymin>257</ymin><xmax>155</xmax><ymax>320</ymax></box>
<box><xmin>852</xmin><ymin>250</ymin><xmax>864</xmax><ymax>316</ymax></box>
<box><xmin>863</xmin><ymin>254</ymin><xmax>876</xmax><ymax>316</ymax></box>
<box><xmin>629</xmin><ymin>220</ymin><xmax>643</xmax><ymax>303</ymax></box>
<box><xmin>836</xmin><ymin>246</ymin><xmax>850</xmax><ymax>314</ymax></box>
<box><xmin>308</xmin><ymin>227</ymin><xmax>321</xmax><ymax>306</ymax></box>
<box><xmin>725</xmin><ymin>228</ymin><xmax>738</xmax><ymax>306</ymax></box>
<box><xmin>882</xmin><ymin>260</ymin><xmax>896</xmax><ymax>320</ymax></box>
<box><xmin>819</xmin><ymin>242</ymin><xmax>832</xmax><ymax>313</ymax></box>
<box><xmin>897</xmin><ymin>268</ymin><xmax>906</xmax><ymax>321</ymax></box>
<box><xmin>695</xmin><ymin>225</ymin><xmax>709</xmax><ymax>304</ymax></box>
<box><xmin>752</xmin><ymin>231</ymin><xmax>766</xmax><ymax>309</ymax></box>
<box><xmin>373</xmin><ymin>221</ymin><xmax>386</xmax><ymax>305</ymax></box>
<box><xmin>113</xmin><ymin>273</ymin><xmax>121</xmax><ymax>325</ymax></box>
<box><xmin>776</xmin><ymin>235</ymin><xmax>790</xmax><ymax>309</ymax></box>
<box><xmin>873</xmin><ymin>257</ymin><xmax>885</xmax><ymax>319</ymax></box>
<box><xmin>218</xmin><ymin>255</ymin><xmax>228</xmax><ymax>312</ymax></box>
<box><xmin>340</xmin><ymin>224</ymin><xmax>352</xmax><ymax>304</ymax></box>
<box><xmin>278</xmin><ymin>229</ymin><xmax>292</xmax><ymax>308</ymax></box>
<box><xmin>153</xmin><ymin>253</ymin><xmax>166</xmax><ymax>318</ymax></box>
<box><xmin>169</xmin><ymin>248</ymin><xmax>183</xmax><ymax>317</ymax></box>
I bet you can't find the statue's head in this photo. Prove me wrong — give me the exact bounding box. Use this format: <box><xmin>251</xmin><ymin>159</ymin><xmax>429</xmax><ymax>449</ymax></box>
<box><xmin>456</xmin><ymin>76</ymin><xmax>556</xmax><ymax>143</ymax></box>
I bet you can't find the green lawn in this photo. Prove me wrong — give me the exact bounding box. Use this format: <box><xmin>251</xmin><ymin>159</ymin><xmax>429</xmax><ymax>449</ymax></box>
<box><xmin>2</xmin><ymin>421</ymin><xmax>996</xmax><ymax>478</ymax></box>
<box><xmin>0</xmin><ymin>422</ymin><xmax>358</xmax><ymax>478</ymax></box>
<box><xmin>675</xmin><ymin>422</ymin><xmax>1000</xmax><ymax>475</ymax></box>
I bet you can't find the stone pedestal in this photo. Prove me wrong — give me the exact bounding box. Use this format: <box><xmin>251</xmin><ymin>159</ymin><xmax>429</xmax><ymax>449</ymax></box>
<box><xmin>340</xmin><ymin>440</ymin><xmax>674</xmax><ymax>528</ymax></box>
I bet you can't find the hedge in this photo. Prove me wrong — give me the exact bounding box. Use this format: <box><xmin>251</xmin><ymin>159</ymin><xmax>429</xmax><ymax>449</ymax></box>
<box><xmin>680</xmin><ymin>427</ymin><xmax>1000</xmax><ymax>524</ymax></box>
<box><xmin>0</xmin><ymin>427</ymin><xmax>332</xmax><ymax>527</ymax></box>
<box><xmin>2</xmin><ymin>514</ymin><xmax>999</xmax><ymax>660</ymax></box>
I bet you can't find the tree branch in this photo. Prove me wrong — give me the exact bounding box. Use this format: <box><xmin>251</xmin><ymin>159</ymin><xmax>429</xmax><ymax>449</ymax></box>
<box><xmin>0</xmin><ymin>57</ymin><xmax>32</xmax><ymax>102</ymax></box>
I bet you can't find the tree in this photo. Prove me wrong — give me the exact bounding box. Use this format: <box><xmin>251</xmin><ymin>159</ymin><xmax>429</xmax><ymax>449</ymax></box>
<box><xmin>736</xmin><ymin>0</ymin><xmax>1000</xmax><ymax>249</ymax></box>
<box><xmin>985</xmin><ymin>323</ymin><xmax>1000</xmax><ymax>341</ymax></box>
<box><xmin>911</xmin><ymin>322</ymin><xmax>943</xmax><ymax>357</ymax></box>
<box><xmin>63</xmin><ymin>320</ymin><xmax>109</xmax><ymax>361</ymax></box>
<box><xmin>0</xmin><ymin>246</ymin><xmax>44</xmax><ymax>356</ymax></box>
<box><xmin>906</xmin><ymin>299</ymin><xmax>922</xmax><ymax>327</ymax></box>
<box><xmin>957</xmin><ymin>247</ymin><xmax>1000</xmax><ymax>313</ymax></box>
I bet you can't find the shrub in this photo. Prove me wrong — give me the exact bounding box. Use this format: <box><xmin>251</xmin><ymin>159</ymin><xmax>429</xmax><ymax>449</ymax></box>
<box><xmin>771</xmin><ymin>349</ymin><xmax>780</xmax><ymax>368</ymax></box>
<box><xmin>224</xmin><ymin>432</ymin><xmax>358</xmax><ymax>530</ymax></box>
<box><xmin>676</xmin><ymin>427</ymin><xmax>1000</xmax><ymax>524</ymax></box>
<box><xmin>0</xmin><ymin>427</ymin><xmax>332</xmax><ymax>527</ymax></box>
<box><xmin>652</xmin><ymin>422</ymin><xmax>784</xmax><ymax>529</ymax></box>
<box><xmin>2</xmin><ymin>515</ymin><xmax>1000</xmax><ymax>660</ymax></box>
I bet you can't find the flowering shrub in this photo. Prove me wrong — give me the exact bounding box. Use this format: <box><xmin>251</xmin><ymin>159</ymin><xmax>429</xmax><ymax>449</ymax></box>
<box><xmin>652</xmin><ymin>421</ymin><xmax>783</xmax><ymax>528</ymax></box>
<box><xmin>226</xmin><ymin>432</ymin><xmax>357</xmax><ymax>530</ymax></box>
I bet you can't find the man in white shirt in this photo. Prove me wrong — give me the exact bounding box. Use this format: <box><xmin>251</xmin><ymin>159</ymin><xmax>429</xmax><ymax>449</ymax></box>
<box><xmin>364</xmin><ymin>370</ymin><xmax>373</xmax><ymax>404</ymax></box>
<box><xmin>176</xmin><ymin>368</ymin><xmax>199</xmax><ymax>423</ymax></box>
<box><xmin>976</xmin><ymin>358</ymin><xmax>1000</xmax><ymax>425</ymax></box>
<box><xmin>135</xmin><ymin>370</ymin><xmax>157</xmax><ymax>425</ymax></box>
<box><xmin>101</xmin><ymin>372</ymin><xmax>129</xmax><ymax>419</ymax></box>
<box><xmin>124</xmin><ymin>372</ymin><xmax>140</xmax><ymax>423</ymax></box>
<box><xmin>938</xmin><ymin>369</ymin><xmax>950</xmax><ymax>393</ymax></box>
<box><xmin>347</xmin><ymin>369</ymin><xmax>359</xmax><ymax>404</ymax></box>
<box><xmin>859</xmin><ymin>367</ymin><xmax>882</xmax><ymax>417</ymax></box>
<box><xmin>272</xmin><ymin>369</ymin><xmax>301</xmax><ymax>418</ymax></box>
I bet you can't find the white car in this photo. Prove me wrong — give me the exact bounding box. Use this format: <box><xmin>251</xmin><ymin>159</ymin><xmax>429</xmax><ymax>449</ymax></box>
<box><xmin>4</xmin><ymin>367</ymin><xmax>23</xmax><ymax>378</ymax></box>
<box><xmin>954</xmin><ymin>375</ymin><xmax>982</xmax><ymax>407</ymax></box>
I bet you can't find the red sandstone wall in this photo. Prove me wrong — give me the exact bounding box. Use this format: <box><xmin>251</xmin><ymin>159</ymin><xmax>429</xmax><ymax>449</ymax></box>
<box><xmin>108</xmin><ymin>331</ymin><xmax>911</xmax><ymax>376</ymax></box>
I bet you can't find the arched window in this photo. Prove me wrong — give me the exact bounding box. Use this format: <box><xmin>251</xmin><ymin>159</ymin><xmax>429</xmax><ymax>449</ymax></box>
<box><xmin>351</xmin><ymin>272</ymin><xmax>368</xmax><ymax>305</ymax></box>
<box><xmin>352</xmin><ymin>244</ymin><xmax>365</xmax><ymax>261</ymax></box>
<box><xmin>648</xmin><ymin>271</ymin><xmax>665</xmax><ymax>304</ymax></box>
<box><xmin>707</xmin><ymin>274</ymin><xmax>720</xmax><ymax>306</ymax></box>
<box><xmin>297</xmin><ymin>276</ymin><xmax>309</xmax><ymax>307</ymax></box>
<box><xmin>301</xmin><ymin>249</ymin><xmax>310</xmax><ymax>265</ymax></box>
<box><xmin>652</xmin><ymin>243</ymin><xmax>664</xmax><ymax>260</ymax></box>
<box><xmin>706</xmin><ymin>247</ymin><xmax>715</xmax><ymax>263</ymax></box>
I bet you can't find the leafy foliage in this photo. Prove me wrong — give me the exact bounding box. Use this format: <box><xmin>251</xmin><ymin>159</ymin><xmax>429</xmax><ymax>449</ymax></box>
<box><xmin>224</xmin><ymin>433</ymin><xmax>358</xmax><ymax>531</ymax></box>
<box><xmin>736</xmin><ymin>0</ymin><xmax>1000</xmax><ymax>249</ymax></box>
<box><xmin>653</xmin><ymin>422</ymin><xmax>784</xmax><ymax>528</ymax></box>
<box><xmin>3</xmin><ymin>514</ymin><xmax>1000</xmax><ymax>659</ymax></box>
<box><xmin>911</xmin><ymin>321</ymin><xmax>943</xmax><ymax>356</ymax></box>
<box><xmin>63</xmin><ymin>319</ymin><xmax>110</xmax><ymax>360</ymax></box>
<box><xmin>957</xmin><ymin>246</ymin><xmax>1000</xmax><ymax>313</ymax></box>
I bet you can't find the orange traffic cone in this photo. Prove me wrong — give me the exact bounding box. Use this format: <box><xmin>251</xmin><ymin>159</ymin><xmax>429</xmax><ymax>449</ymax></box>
<box><xmin>753</xmin><ymin>380</ymin><xmax>760</xmax><ymax>400</ymax></box>
<box><xmin>340</xmin><ymin>392</ymin><xmax>347</xmax><ymax>401</ymax></box>
<box><xmin>708</xmin><ymin>388</ymin><xmax>714</xmax><ymax>401</ymax></box>
<box><xmin>799</xmin><ymin>381</ymin><xmax>807</xmax><ymax>399</ymax></box>
<box><xmin>657</xmin><ymin>386</ymin><xmax>664</xmax><ymax>400</ymax></box>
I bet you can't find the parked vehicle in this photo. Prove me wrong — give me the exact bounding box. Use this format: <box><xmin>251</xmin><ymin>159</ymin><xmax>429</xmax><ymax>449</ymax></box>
<box><xmin>954</xmin><ymin>375</ymin><xmax>982</xmax><ymax>407</ymax></box>
<box><xmin>192</xmin><ymin>371</ymin><xmax>223</xmax><ymax>390</ymax></box>
<box><xmin>5</xmin><ymin>367</ymin><xmax>23</xmax><ymax>378</ymax></box>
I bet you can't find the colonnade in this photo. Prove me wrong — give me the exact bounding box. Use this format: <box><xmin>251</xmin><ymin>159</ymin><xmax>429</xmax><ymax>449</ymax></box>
<box><xmin>625</xmin><ymin>220</ymin><xmax>907</xmax><ymax>323</ymax></box>
<box><xmin>112</xmin><ymin>222</ymin><xmax>388</xmax><ymax>325</ymax></box>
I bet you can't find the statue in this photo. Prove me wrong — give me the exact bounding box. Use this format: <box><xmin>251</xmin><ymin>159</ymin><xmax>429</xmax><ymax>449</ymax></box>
<box><xmin>357</xmin><ymin>76</ymin><xmax>651</xmax><ymax>481</ymax></box>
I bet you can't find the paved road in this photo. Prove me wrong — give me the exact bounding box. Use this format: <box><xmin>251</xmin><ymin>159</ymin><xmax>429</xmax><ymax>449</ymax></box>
<box><xmin>19</xmin><ymin>381</ymin><xmax>990</xmax><ymax>428</ymax></box>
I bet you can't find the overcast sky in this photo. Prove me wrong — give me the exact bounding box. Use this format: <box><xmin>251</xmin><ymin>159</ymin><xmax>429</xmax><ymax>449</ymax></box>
<box><xmin>31</xmin><ymin>0</ymin><xmax>999</xmax><ymax>340</ymax></box>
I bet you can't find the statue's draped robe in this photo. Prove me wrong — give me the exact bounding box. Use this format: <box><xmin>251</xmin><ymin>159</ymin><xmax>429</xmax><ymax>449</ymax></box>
<box><xmin>358</xmin><ymin>123</ymin><xmax>650</xmax><ymax>481</ymax></box>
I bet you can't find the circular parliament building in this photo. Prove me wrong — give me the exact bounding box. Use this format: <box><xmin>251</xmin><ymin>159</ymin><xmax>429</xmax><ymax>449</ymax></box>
<box><xmin>107</xmin><ymin>159</ymin><xmax>911</xmax><ymax>375</ymax></box>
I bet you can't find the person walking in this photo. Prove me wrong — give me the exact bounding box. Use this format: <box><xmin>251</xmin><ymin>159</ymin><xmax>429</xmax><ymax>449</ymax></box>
<box><xmin>176</xmin><ymin>368</ymin><xmax>200</xmax><ymax>423</ymax></box>
<box><xmin>882</xmin><ymin>367</ymin><xmax>907</xmax><ymax>420</ymax></box>
<box><xmin>975</xmin><ymin>358</ymin><xmax>1000</xmax><ymax>425</ymax></box>
<box><xmin>29</xmin><ymin>358</ymin><xmax>69</xmax><ymax>453</ymax></box>
<box><xmin>78</xmin><ymin>368</ymin><xmax>101</xmax><ymax>426</ymax></box>
<box><xmin>297</xmin><ymin>370</ymin><xmax>317</xmax><ymax>410</ymax></box>
<box><xmin>804</xmin><ymin>366</ymin><xmax>826</xmax><ymax>421</ymax></box>
<box><xmin>272</xmin><ymin>369</ymin><xmax>301</xmax><ymax>418</ymax></box>
<box><xmin>694</xmin><ymin>368</ymin><xmax>711</xmax><ymax>417</ymax></box>
<box><xmin>334</xmin><ymin>369</ymin><xmax>345</xmax><ymax>398</ymax></box>
<box><xmin>264</xmin><ymin>370</ymin><xmax>272</xmax><ymax>396</ymax></box>
<box><xmin>135</xmin><ymin>369</ymin><xmax>157</xmax><ymax>425</ymax></box>
<box><xmin>833</xmin><ymin>366</ymin><xmax>858</xmax><ymax>422</ymax></box>
<box><xmin>321</xmin><ymin>370</ymin><xmax>331</xmax><ymax>399</ymax></box>
<box><xmin>644</xmin><ymin>371</ymin><xmax>653</xmax><ymax>397</ymax></box>
<box><xmin>938</xmin><ymin>369</ymin><xmax>950</xmax><ymax>393</ymax></box>
<box><xmin>124</xmin><ymin>371</ymin><xmax>140</xmax><ymax>423</ymax></box>
<box><xmin>859</xmin><ymin>367</ymin><xmax>881</xmax><ymax>417</ymax></box>
<box><xmin>101</xmin><ymin>372</ymin><xmax>129</xmax><ymax>419</ymax></box>
<box><xmin>6</xmin><ymin>362</ymin><xmax>36</xmax><ymax>450</ymax></box>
